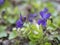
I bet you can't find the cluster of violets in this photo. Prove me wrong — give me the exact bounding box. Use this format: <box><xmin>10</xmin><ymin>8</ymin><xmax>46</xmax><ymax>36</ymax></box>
<box><xmin>0</xmin><ymin>0</ymin><xmax>51</xmax><ymax>28</ymax></box>
<box><xmin>16</xmin><ymin>8</ymin><xmax>51</xmax><ymax>28</ymax></box>
<box><xmin>16</xmin><ymin>13</ymin><xmax>37</xmax><ymax>28</ymax></box>
<box><xmin>0</xmin><ymin>0</ymin><xmax>4</xmax><ymax>6</ymax></box>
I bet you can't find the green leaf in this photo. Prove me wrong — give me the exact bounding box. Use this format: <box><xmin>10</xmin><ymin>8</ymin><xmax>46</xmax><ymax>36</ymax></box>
<box><xmin>0</xmin><ymin>32</ymin><xmax>7</xmax><ymax>38</ymax></box>
<box><xmin>28</xmin><ymin>25</ymin><xmax>43</xmax><ymax>41</ymax></box>
<box><xmin>45</xmin><ymin>42</ymin><xmax>51</xmax><ymax>45</ymax></box>
<box><xmin>46</xmin><ymin>2</ymin><xmax>53</xmax><ymax>7</ymax></box>
<box><xmin>56</xmin><ymin>36</ymin><xmax>60</xmax><ymax>41</ymax></box>
<box><xmin>47</xmin><ymin>23</ymin><xmax>57</xmax><ymax>30</ymax></box>
<box><xmin>53</xmin><ymin>17</ymin><xmax>60</xmax><ymax>27</ymax></box>
<box><xmin>9</xmin><ymin>30</ymin><xmax>18</xmax><ymax>40</ymax></box>
<box><xmin>47</xmin><ymin>20</ymin><xmax>51</xmax><ymax>26</ymax></box>
<box><xmin>4</xmin><ymin>14</ymin><xmax>18</xmax><ymax>24</ymax></box>
<box><xmin>59</xmin><ymin>44</ymin><xmax>60</xmax><ymax>45</ymax></box>
<box><xmin>0</xmin><ymin>26</ymin><xmax>6</xmax><ymax>31</ymax></box>
<box><xmin>14</xmin><ymin>7</ymin><xmax>20</xmax><ymax>14</ymax></box>
<box><xmin>6</xmin><ymin>7</ymin><xmax>14</xmax><ymax>14</ymax></box>
<box><xmin>30</xmin><ymin>24</ymin><xmax>38</xmax><ymax>30</ymax></box>
<box><xmin>0</xmin><ymin>26</ymin><xmax>7</xmax><ymax>38</ymax></box>
<box><xmin>7</xmin><ymin>17</ymin><xmax>17</xmax><ymax>24</ymax></box>
<box><xmin>29</xmin><ymin>41</ymin><xmax>36</xmax><ymax>45</ymax></box>
<box><xmin>39</xmin><ymin>25</ymin><xmax>43</xmax><ymax>39</ymax></box>
<box><xmin>47</xmin><ymin>20</ymin><xmax>57</xmax><ymax>30</ymax></box>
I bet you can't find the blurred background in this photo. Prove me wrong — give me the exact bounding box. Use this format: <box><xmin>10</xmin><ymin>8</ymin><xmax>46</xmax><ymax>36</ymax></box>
<box><xmin>0</xmin><ymin>0</ymin><xmax>60</xmax><ymax>45</ymax></box>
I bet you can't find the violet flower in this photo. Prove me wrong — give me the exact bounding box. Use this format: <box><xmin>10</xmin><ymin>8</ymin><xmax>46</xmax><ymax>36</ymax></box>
<box><xmin>38</xmin><ymin>19</ymin><xmax>46</xmax><ymax>27</ymax></box>
<box><xmin>0</xmin><ymin>0</ymin><xmax>4</xmax><ymax>6</ymax></box>
<box><xmin>40</xmin><ymin>8</ymin><xmax>51</xmax><ymax>20</ymax></box>
<box><xmin>37</xmin><ymin>8</ymin><xmax>51</xmax><ymax>27</ymax></box>
<box><xmin>28</xmin><ymin>13</ymin><xmax>37</xmax><ymax>22</ymax></box>
<box><xmin>16</xmin><ymin>15</ymin><xmax>26</xmax><ymax>28</ymax></box>
<box><xmin>16</xmin><ymin>13</ymin><xmax>37</xmax><ymax>28</ymax></box>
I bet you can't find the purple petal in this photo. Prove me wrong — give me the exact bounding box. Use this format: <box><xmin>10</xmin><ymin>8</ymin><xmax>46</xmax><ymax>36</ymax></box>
<box><xmin>24</xmin><ymin>16</ymin><xmax>26</xmax><ymax>20</ymax></box>
<box><xmin>39</xmin><ymin>11</ymin><xmax>45</xmax><ymax>18</ymax></box>
<box><xmin>44</xmin><ymin>13</ymin><xmax>51</xmax><ymax>19</ymax></box>
<box><xmin>37</xmin><ymin>19</ymin><xmax>46</xmax><ymax>27</ymax></box>
<box><xmin>16</xmin><ymin>19</ymin><xmax>23</xmax><ymax>28</ymax></box>
<box><xmin>28</xmin><ymin>18</ymin><xmax>33</xmax><ymax>22</ymax></box>
<box><xmin>43</xmin><ymin>8</ymin><xmax>48</xmax><ymax>13</ymax></box>
<box><xmin>0</xmin><ymin>0</ymin><xmax>4</xmax><ymax>5</ymax></box>
<box><xmin>41</xmin><ymin>20</ymin><xmax>46</xmax><ymax>27</ymax></box>
<box><xmin>33</xmin><ymin>13</ymin><xmax>37</xmax><ymax>17</ymax></box>
<box><xmin>16</xmin><ymin>14</ymin><xmax>27</xmax><ymax>28</ymax></box>
<box><xmin>39</xmin><ymin>8</ymin><xmax>50</xmax><ymax>20</ymax></box>
<box><xmin>29</xmin><ymin>14</ymin><xmax>33</xmax><ymax>17</ymax></box>
<box><xmin>20</xmin><ymin>15</ymin><xmax>23</xmax><ymax>20</ymax></box>
<box><xmin>40</xmin><ymin>8</ymin><xmax>48</xmax><ymax>18</ymax></box>
<box><xmin>28</xmin><ymin>13</ymin><xmax>36</xmax><ymax>22</ymax></box>
<box><xmin>29</xmin><ymin>13</ymin><xmax>37</xmax><ymax>18</ymax></box>
<box><xmin>37</xmin><ymin>19</ymin><xmax>42</xmax><ymax>25</ymax></box>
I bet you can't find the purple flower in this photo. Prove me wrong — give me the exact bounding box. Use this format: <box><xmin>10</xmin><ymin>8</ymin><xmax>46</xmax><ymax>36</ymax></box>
<box><xmin>28</xmin><ymin>18</ymin><xmax>33</xmax><ymax>22</ymax></box>
<box><xmin>37</xmin><ymin>8</ymin><xmax>51</xmax><ymax>27</ymax></box>
<box><xmin>32</xmin><ymin>13</ymin><xmax>37</xmax><ymax>17</ymax></box>
<box><xmin>38</xmin><ymin>19</ymin><xmax>46</xmax><ymax>27</ymax></box>
<box><xmin>0</xmin><ymin>0</ymin><xmax>4</xmax><ymax>6</ymax></box>
<box><xmin>16</xmin><ymin>13</ymin><xmax>37</xmax><ymax>28</ymax></box>
<box><xmin>43</xmin><ymin>8</ymin><xmax>48</xmax><ymax>13</ymax></box>
<box><xmin>16</xmin><ymin>15</ymin><xmax>26</xmax><ymax>28</ymax></box>
<box><xmin>28</xmin><ymin>14</ymin><xmax>33</xmax><ymax>21</ymax></box>
<box><xmin>40</xmin><ymin>8</ymin><xmax>51</xmax><ymax>20</ymax></box>
<box><xmin>28</xmin><ymin>13</ymin><xmax>37</xmax><ymax>22</ymax></box>
<box><xmin>16</xmin><ymin>19</ymin><xmax>23</xmax><ymax>28</ymax></box>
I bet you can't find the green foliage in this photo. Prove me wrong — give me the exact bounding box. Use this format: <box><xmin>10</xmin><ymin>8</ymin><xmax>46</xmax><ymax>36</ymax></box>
<box><xmin>45</xmin><ymin>42</ymin><xmax>51</xmax><ymax>45</ymax></box>
<box><xmin>6</xmin><ymin>15</ymin><xmax>17</xmax><ymax>24</ymax></box>
<box><xmin>29</xmin><ymin>41</ymin><xmax>36</xmax><ymax>45</ymax></box>
<box><xmin>47</xmin><ymin>20</ymin><xmax>57</xmax><ymax>30</ymax></box>
<box><xmin>0</xmin><ymin>26</ymin><xmax>7</xmax><ymax>38</ymax></box>
<box><xmin>14</xmin><ymin>7</ymin><xmax>20</xmax><ymax>14</ymax></box>
<box><xmin>9</xmin><ymin>30</ymin><xmax>18</xmax><ymax>40</ymax></box>
<box><xmin>59</xmin><ymin>44</ymin><xmax>60</xmax><ymax>45</ymax></box>
<box><xmin>56</xmin><ymin>36</ymin><xmax>60</xmax><ymax>41</ymax></box>
<box><xmin>53</xmin><ymin>16</ymin><xmax>60</xmax><ymax>27</ymax></box>
<box><xmin>3</xmin><ymin>7</ymin><xmax>19</xmax><ymax>24</ymax></box>
<box><xmin>28</xmin><ymin>24</ymin><xmax>43</xmax><ymax>42</ymax></box>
